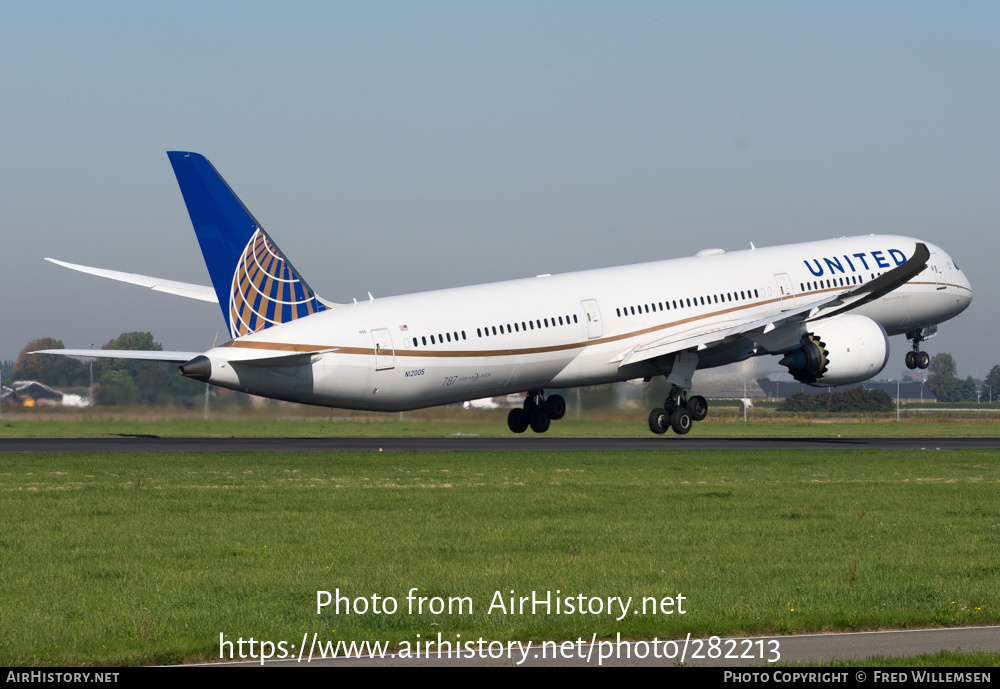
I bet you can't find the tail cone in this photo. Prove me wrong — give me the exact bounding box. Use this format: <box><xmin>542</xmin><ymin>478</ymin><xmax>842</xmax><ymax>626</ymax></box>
<box><xmin>178</xmin><ymin>355</ymin><xmax>211</xmax><ymax>381</ymax></box>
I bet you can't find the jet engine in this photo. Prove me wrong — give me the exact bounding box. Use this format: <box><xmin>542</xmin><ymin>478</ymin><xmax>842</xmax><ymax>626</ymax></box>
<box><xmin>779</xmin><ymin>314</ymin><xmax>890</xmax><ymax>387</ymax></box>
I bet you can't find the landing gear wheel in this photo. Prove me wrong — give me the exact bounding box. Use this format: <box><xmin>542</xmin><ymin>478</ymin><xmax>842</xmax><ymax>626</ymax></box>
<box><xmin>905</xmin><ymin>351</ymin><xmax>917</xmax><ymax>370</ymax></box>
<box><xmin>528</xmin><ymin>409</ymin><xmax>550</xmax><ymax>434</ymax></box>
<box><xmin>545</xmin><ymin>394</ymin><xmax>566</xmax><ymax>420</ymax></box>
<box><xmin>686</xmin><ymin>395</ymin><xmax>708</xmax><ymax>422</ymax></box>
<box><xmin>670</xmin><ymin>408</ymin><xmax>692</xmax><ymax>435</ymax></box>
<box><xmin>523</xmin><ymin>395</ymin><xmax>537</xmax><ymax>412</ymax></box>
<box><xmin>917</xmin><ymin>351</ymin><xmax>930</xmax><ymax>369</ymax></box>
<box><xmin>648</xmin><ymin>408</ymin><xmax>670</xmax><ymax>435</ymax></box>
<box><xmin>507</xmin><ymin>408</ymin><xmax>529</xmax><ymax>434</ymax></box>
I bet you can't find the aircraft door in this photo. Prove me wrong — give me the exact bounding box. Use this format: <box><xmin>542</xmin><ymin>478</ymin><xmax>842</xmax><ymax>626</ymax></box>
<box><xmin>371</xmin><ymin>328</ymin><xmax>395</xmax><ymax>370</ymax></box>
<box><xmin>581</xmin><ymin>299</ymin><xmax>603</xmax><ymax>339</ymax></box>
<box><xmin>774</xmin><ymin>273</ymin><xmax>795</xmax><ymax>310</ymax></box>
<box><xmin>929</xmin><ymin>252</ymin><xmax>944</xmax><ymax>290</ymax></box>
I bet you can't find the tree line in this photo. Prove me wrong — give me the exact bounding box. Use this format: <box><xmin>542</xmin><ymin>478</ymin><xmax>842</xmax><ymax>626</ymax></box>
<box><xmin>8</xmin><ymin>333</ymin><xmax>205</xmax><ymax>406</ymax></box>
<box><xmin>776</xmin><ymin>352</ymin><xmax>998</xmax><ymax>408</ymax></box>
<box><xmin>779</xmin><ymin>387</ymin><xmax>895</xmax><ymax>413</ymax></box>
<box><xmin>6</xmin><ymin>335</ymin><xmax>999</xmax><ymax>408</ymax></box>
<box><xmin>927</xmin><ymin>353</ymin><xmax>999</xmax><ymax>403</ymax></box>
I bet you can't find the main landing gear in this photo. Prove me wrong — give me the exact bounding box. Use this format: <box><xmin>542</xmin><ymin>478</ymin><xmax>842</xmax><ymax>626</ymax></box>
<box><xmin>648</xmin><ymin>385</ymin><xmax>708</xmax><ymax>435</ymax></box>
<box><xmin>905</xmin><ymin>330</ymin><xmax>930</xmax><ymax>370</ymax></box>
<box><xmin>507</xmin><ymin>390</ymin><xmax>566</xmax><ymax>434</ymax></box>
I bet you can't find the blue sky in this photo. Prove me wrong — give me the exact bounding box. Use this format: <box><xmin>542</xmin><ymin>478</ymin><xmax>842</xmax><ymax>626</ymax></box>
<box><xmin>3</xmin><ymin>1</ymin><xmax>997</xmax><ymax>379</ymax></box>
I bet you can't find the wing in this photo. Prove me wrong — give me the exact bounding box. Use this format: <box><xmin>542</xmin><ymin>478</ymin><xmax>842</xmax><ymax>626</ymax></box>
<box><xmin>615</xmin><ymin>242</ymin><xmax>930</xmax><ymax>369</ymax></box>
<box><xmin>45</xmin><ymin>258</ymin><xmax>218</xmax><ymax>303</ymax></box>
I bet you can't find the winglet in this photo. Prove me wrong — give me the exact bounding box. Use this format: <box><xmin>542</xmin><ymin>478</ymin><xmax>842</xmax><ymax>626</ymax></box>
<box><xmin>808</xmin><ymin>242</ymin><xmax>931</xmax><ymax>321</ymax></box>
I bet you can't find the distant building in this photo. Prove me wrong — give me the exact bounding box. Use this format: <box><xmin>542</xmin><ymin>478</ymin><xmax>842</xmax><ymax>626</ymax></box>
<box><xmin>694</xmin><ymin>379</ymin><xmax>766</xmax><ymax>400</ymax></box>
<box><xmin>5</xmin><ymin>380</ymin><xmax>91</xmax><ymax>407</ymax></box>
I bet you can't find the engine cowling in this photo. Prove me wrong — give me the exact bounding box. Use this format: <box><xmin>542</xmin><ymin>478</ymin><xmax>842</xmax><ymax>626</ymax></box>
<box><xmin>779</xmin><ymin>314</ymin><xmax>890</xmax><ymax>387</ymax></box>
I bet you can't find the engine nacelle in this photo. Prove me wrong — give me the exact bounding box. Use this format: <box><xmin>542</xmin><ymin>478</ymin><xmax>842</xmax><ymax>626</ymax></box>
<box><xmin>779</xmin><ymin>314</ymin><xmax>890</xmax><ymax>387</ymax></box>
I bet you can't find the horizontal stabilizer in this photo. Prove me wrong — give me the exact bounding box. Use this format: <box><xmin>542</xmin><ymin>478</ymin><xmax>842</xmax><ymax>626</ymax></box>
<box><xmin>45</xmin><ymin>258</ymin><xmax>217</xmax><ymax>303</ymax></box>
<box><xmin>32</xmin><ymin>349</ymin><xmax>203</xmax><ymax>363</ymax></box>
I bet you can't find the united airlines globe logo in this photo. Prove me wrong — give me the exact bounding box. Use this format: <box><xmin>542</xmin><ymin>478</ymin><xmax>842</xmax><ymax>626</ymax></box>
<box><xmin>228</xmin><ymin>228</ymin><xmax>326</xmax><ymax>338</ymax></box>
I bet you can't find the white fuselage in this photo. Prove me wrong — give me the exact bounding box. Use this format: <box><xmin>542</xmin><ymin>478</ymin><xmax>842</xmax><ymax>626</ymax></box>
<box><xmin>201</xmin><ymin>235</ymin><xmax>972</xmax><ymax>410</ymax></box>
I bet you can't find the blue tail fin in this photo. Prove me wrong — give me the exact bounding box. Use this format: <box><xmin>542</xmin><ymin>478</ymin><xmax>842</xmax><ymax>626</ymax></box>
<box><xmin>167</xmin><ymin>151</ymin><xmax>327</xmax><ymax>339</ymax></box>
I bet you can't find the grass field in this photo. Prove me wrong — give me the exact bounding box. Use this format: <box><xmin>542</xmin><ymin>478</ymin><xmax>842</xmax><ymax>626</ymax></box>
<box><xmin>2</xmin><ymin>448</ymin><xmax>999</xmax><ymax>666</ymax></box>
<box><xmin>1</xmin><ymin>404</ymin><xmax>999</xmax><ymax>437</ymax></box>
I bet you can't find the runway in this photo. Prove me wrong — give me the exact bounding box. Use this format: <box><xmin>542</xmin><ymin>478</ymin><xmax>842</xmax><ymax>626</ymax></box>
<box><xmin>2</xmin><ymin>435</ymin><xmax>1000</xmax><ymax>453</ymax></box>
<box><xmin>214</xmin><ymin>626</ymin><xmax>1000</xmax><ymax>667</ymax></box>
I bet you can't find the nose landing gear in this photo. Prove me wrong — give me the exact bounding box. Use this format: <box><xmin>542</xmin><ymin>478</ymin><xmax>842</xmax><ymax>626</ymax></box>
<box><xmin>905</xmin><ymin>330</ymin><xmax>931</xmax><ymax>370</ymax></box>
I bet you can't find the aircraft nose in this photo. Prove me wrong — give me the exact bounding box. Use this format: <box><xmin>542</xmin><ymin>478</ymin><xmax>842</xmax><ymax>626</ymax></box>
<box><xmin>953</xmin><ymin>264</ymin><xmax>973</xmax><ymax>311</ymax></box>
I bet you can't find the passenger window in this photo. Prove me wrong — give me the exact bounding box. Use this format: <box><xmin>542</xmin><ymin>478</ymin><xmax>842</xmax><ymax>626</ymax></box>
<box><xmin>492</xmin><ymin>326</ymin><xmax>497</xmax><ymax>335</ymax></box>
<box><xmin>422</xmin><ymin>336</ymin><xmax>427</xmax><ymax>345</ymax></box>
<box><xmin>462</xmin><ymin>331</ymin><xmax>466</xmax><ymax>340</ymax></box>
<box><xmin>477</xmin><ymin>328</ymin><xmax>482</xmax><ymax>337</ymax></box>
<box><xmin>499</xmin><ymin>325</ymin><xmax>504</xmax><ymax>334</ymax></box>
<box><xmin>558</xmin><ymin>316</ymin><xmax>564</xmax><ymax>325</ymax></box>
<box><xmin>431</xmin><ymin>335</ymin><xmax>436</xmax><ymax>344</ymax></box>
<box><xmin>446</xmin><ymin>333</ymin><xmax>451</xmax><ymax>342</ymax></box>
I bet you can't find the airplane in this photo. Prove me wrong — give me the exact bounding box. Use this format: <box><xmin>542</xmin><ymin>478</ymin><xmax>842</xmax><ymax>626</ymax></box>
<box><xmin>36</xmin><ymin>151</ymin><xmax>973</xmax><ymax>435</ymax></box>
